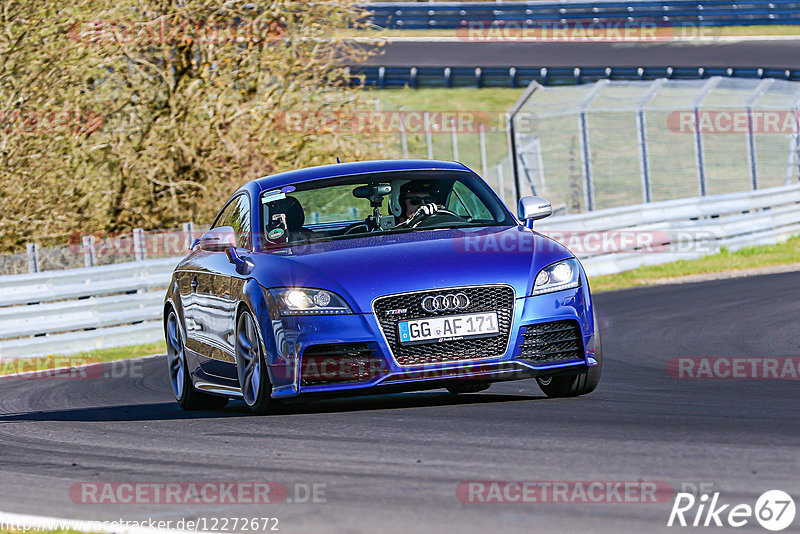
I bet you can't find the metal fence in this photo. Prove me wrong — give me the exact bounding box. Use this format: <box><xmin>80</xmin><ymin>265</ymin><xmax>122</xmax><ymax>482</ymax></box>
<box><xmin>365</xmin><ymin>0</ymin><xmax>800</xmax><ymax>29</ymax></box>
<box><xmin>0</xmin><ymin>224</ymin><xmax>207</xmax><ymax>276</ymax></box>
<box><xmin>352</xmin><ymin>66</ymin><xmax>800</xmax><ymax>89</ymax></box>
<box><xmin>508</xmin><ymin>77</ymin><xmax>800</xmax><ymax>213</ymax></box>
<box><xmin>368</xmin><ymin>100</ymin><xmax>516</xmax><ymax>205</ymax></box>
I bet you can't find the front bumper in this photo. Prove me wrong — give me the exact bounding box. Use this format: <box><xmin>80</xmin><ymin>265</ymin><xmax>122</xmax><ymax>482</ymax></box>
<box><xmin>268</xmin><ymin>285</ymin><xmax>597</xmax><ymax>399</ymax></box>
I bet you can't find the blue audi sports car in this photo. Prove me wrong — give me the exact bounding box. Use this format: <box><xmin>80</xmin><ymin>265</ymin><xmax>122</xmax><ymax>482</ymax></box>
<box><xmin>163</xmin><ymin>160</ymin><xmax>601</xmax><ymax>412</ymax></box>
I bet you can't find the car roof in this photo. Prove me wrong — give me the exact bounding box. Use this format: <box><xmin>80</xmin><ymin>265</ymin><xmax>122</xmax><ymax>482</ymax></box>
<box><xmin>252</xmin><ymin>160</ymin><xmax>473</xmax><ymax>192</ymax></box>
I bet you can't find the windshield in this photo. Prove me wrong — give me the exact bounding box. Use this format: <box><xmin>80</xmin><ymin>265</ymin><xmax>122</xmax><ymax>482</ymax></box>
<box><xmin>259</xmin><ymin>170</ymin><xmax>513</xmax><ymax>249</ymax></box>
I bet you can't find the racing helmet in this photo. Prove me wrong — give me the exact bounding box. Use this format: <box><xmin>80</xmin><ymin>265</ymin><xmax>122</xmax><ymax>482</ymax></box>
<box><xmin>388</xmin><ymin>179</ymin><xmax>439</xmax><ymax>217</ymax></box>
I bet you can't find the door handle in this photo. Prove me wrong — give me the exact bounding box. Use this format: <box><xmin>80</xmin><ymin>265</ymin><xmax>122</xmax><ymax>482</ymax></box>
<box><xmin>191</xmin><ymin>278</ymin><xmax>198</xmax><ymax>292</ymax></box>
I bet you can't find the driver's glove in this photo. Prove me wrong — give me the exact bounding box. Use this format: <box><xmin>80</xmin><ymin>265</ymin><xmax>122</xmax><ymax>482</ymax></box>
<box><xmin>413</xmin><ymin>203</ymin><xmax>440</xmax><ymax>219</ymax></box>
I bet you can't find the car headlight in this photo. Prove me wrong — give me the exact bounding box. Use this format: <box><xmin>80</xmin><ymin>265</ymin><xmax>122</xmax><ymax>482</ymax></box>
<box><xmin>532</xmin><ymin>259</ymin><xmax>581</xmax><ymax>295</ymax></box>
<box><xmin>268</xmin><ymin>288</ymin><xmax>352</xmax><ymax>316</ymax></box>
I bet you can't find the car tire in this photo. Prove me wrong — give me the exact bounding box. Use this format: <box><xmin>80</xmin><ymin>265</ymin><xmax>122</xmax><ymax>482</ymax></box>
<box><xmin>446</xmin><ymin>383</ymin><xmax>491</xmax><ymax>394</ymax></box>
<box><xmin>536</xmin><ymin>311</ymin><xmax>603</xmax><ymax>398</ymax></box>
<box><xmin>235</xmin><ymin>309</ymin><xmax>278</xmax><ymax>414</ymax></box>
<box><xmin>165</xmin><ymin>308</ymin><xmax>228</xmax><ymax>411</ymax></box>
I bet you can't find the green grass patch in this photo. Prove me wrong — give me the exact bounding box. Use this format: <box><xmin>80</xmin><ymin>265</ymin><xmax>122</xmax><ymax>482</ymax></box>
<box><xmin>373</xmin><ymin>87</ymin><xmax>521</xmax><ymax>114</ymax></box>
<box><xmin>590</xmin><ymin>236</ymin><xmax>800</xmax><ymax>292</ymax></box>
<box><xmin>0</xmin><ymin>341</ymin><xmax>166</xmax><ymax>375</ymax></box>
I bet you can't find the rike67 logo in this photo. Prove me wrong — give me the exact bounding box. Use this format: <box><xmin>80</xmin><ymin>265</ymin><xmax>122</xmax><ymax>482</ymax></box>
<box><xmin>668</xmin><ymin>490</ymin><xmax>796</xmax><ymax>531</ymax></box>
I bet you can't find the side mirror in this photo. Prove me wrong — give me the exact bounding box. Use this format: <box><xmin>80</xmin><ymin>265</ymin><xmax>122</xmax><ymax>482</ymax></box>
<box><xmin>225</xmin><ymin>247</ymin><xmax>254</xmax><ymax>274</ymax></box>
<box><xmin>518</xmin><ymin>196</ymin><xmax>552</xmax><ymax>228</ymax></box>
<box><xmin>199</xmin><ymin>226</ymin><xmax>237</xmax><ymax>252</ymax></box>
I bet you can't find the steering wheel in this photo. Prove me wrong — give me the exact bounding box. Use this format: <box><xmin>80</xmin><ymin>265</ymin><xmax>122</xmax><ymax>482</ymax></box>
<box><xmin>397</xmin><ymin>204</ymin><xmax>462</xmax><ymax>229</ymax></box>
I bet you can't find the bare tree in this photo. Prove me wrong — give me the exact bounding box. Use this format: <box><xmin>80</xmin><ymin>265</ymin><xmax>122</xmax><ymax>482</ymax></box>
<box><xmin>0</xmin><ymin>0</ymin><xmax>379</xmax><ymax>251</ymax></box>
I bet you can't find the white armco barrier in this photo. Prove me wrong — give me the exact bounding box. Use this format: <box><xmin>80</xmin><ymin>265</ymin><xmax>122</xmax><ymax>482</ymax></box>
<box><xmin>537</xmin><ymin>183</ymin><xmax>800</xmax><ymax>277</ymax></box>
<box><xmin>1</xmin><ymin>183</ymin><xmax>799</xmax><ymax>358</ymax></box>
<box><xmin>0</xmin><ymin>258</ymin><xmax>178</xmax><ymax>359</ymax></box>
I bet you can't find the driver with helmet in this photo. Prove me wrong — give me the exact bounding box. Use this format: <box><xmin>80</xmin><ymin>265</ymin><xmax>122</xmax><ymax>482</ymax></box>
<box><xmin>388</xmin><ymin>180</ymin><xmax>443</xmax><ymax>224</ymax></box>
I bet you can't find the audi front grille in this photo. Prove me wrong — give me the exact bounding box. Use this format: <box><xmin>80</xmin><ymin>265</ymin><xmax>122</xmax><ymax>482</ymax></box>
<box><xmin>372</xmin><ymin>285</ymin><xmax>515</xmax><ymax>366</ymax></box>
<box><xmin>516</xmin><ymin>320</ymin><xmax>586</xmax><ymax>365</ymax></box>
<box><xmin>300</xmin><ymin>342</ymin><xmax>387</xmax><ymax>386</ymax></box>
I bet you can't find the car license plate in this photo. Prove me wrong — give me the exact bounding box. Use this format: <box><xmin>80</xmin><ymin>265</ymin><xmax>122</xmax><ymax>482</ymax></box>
<box><xmin>398</xmin><ymin>312</ymin><xmax>499</xmax><ymax>346</ymax></box>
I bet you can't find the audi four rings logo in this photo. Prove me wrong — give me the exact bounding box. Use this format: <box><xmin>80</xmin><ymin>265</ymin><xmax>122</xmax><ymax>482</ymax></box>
<box><xmin>421</xmin><ymin>293</ymin><xmax>470</xmax><ymax>313</ymax></box>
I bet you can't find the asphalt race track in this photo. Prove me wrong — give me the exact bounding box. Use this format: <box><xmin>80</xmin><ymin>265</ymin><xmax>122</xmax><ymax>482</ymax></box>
<box><xmin>0</xmin><ymin>272</ymin><xmax>799</xmax><ymax>533</ymax></box>
<box><xmin>363</xmin><ymin>39</ymin><xmax>800</xmax><ymax>69</ymax></box>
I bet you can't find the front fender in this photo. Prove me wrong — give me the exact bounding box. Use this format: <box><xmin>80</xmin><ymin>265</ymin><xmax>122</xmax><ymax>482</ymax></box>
<box><xmin>237</xmin><ymin>278</ymin><xmax>298</xmax><ymax>397</ymax></box>
<box><xmin>163</xmin><ymin>275</ymin><xmax>187</xmax><ymax>333</ymax></box>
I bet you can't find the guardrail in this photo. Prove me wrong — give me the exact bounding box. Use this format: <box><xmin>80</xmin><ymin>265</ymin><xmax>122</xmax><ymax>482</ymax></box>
<box><xmin>2</xmin><ymin>183</ymin><xmax>798</xmax><ymax>357</ymax></box>
<box><xmin>351</xmin><ymin>65</ymin><xmax>800</xmax><ymax>88</ymax></box>
<box><xmin>365</xmin><ymin>1</ymin><xmax>800</xmax><ymax>29</ymax></box>
<box><xmin>0</xmin><ymin>258</ymin><xmax>178</xmax><ymax>359</ymax></box>
<box><xmin>537</xmin><ymin>183</ymin><xmax>800</xmax><ymax>276</ymax></box>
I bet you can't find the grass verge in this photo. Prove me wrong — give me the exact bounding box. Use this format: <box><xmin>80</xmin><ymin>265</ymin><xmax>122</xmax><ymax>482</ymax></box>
<box><xmin>590</xmin><ymin>236</ymin><xmax>800</xmax><ymax>292</ymax></box>
<box><xmin>0</xmin><ymin>341</ymin><xmax>166</xmax><ymax>375</ymax></box>
<box><xmin>374</xmin><ymin>87</ymin><xmax>521</xmax><ymax>114</ymax></box>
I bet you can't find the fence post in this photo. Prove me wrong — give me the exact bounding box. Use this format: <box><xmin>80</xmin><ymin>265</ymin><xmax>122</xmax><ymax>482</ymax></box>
<box><xmin>496</xmin><ymin>162</ymin><xmax>506</xmax><ymax>205</ymax></box>
<box><xmin>506</xmin><ymin>80</ymin><xmax>542</xmax><ymax>206</ymax></box>
<box><xmin>746</xmin><ymin>79</ymin><xmax>774</xmax><ymax>190</ymax></box>
<box><xmin>182</xmin><ymin>222</ymin><xmax>195</xmax><ymax>250</ymax></box>
<box><xmin>450</xmin><ymin>118</ymin><xmax>459</xmax><ymax>161</ymax></box>
<box><xmin>781</xmin><ymin>95</ymin><xmax>799</xmax><ymax>185</ymax></box>
<box><xmin>409</xmin><ymin>67</ymin><xmax>418</xmax><ymax>89</ymax></box>
<box><xmin>424</xmin><ymin>112</ymin><xmax>434</xmax><ymax>159</ymax></box>
<box><xmin>692</xmin><ymin>77</ymin><xmax>722</xmax><ymax>196</ymax></box>
<box><xmin>479</xmin><ymin>123</ymin><xmax>488</xmax><ymax>178</ymax></box>
<box><xmin>786</xmin><ymin>132</ymin><xmax>797</xmax><ymax>185</ymax></box>
<box><xmin>576</xmin><ymin>80</ymin><xmax>609</xmax><ymax>211</ymax></box>
<box><xmin>400</xmin><ymin>110</ymin><xmax>409</xmax><ymax>158</ymax></box>
<box><xmin>133</xmin><ymin>228</ymin><xmax>145</xmax><ymax>261</ymax></box>
<box><xmin>82</xmin><ymin>235</ymin><xmax>96</xmax><ymax>268</ymax></box>
<box><xmin>636</xmin><ymin>79</ymin><xmax>665</xmax><ymax>203</ymax></box>
<box><xmin>378</xmin><ymin>66</ymin><xmax>385</xmax><ymax>89</ymax></box>
<box><xmin>794</xmin><ymin>100</ymin><xmax>800</xmax><ymax>182</ymax></box>
<box><xmin>375</xmin><ymin>99</ymin><xmax>384</xmax><ymax>151</ymax></box>
<box><xmin>26</xmin><ymin>243</ymin><xmax>40</xmax><ymax>273</ymax></box>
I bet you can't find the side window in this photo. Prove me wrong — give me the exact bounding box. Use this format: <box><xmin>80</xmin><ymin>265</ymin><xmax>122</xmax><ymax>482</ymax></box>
<box><xmin>447</xmin><ymin>181</ymin><xmax>493</xmax><ymax>220</ymax></box>
<box><xmin>212</xmin><ymin>194</ymin><xmax>251</xmax><ymax>249</ymax></box>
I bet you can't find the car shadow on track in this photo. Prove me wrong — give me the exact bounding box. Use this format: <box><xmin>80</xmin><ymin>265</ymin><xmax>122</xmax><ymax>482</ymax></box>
<box><xmin>0</xmin><ymin>391</ymin><xmax>546</xmax><ymax>422</ymax></box>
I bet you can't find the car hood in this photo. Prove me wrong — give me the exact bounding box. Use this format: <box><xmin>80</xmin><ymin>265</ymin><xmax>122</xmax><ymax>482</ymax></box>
<box><xmin>251</xmin><ymin>225</ymin><xmax>574</xmax><ymax>313</ymax></box>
